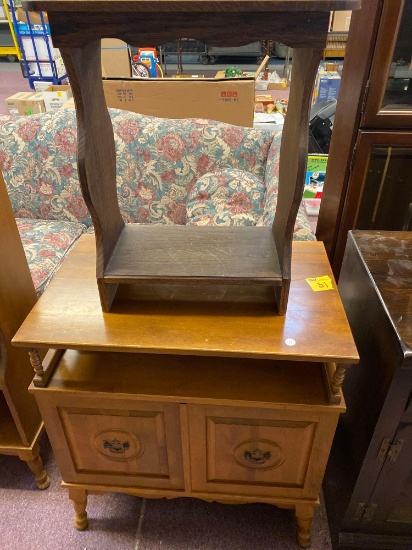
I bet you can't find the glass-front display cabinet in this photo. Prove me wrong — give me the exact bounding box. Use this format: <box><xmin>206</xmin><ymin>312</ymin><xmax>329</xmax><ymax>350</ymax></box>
<box><xmin>317</xmin><ymin>0</ymin><xmax>412</xmax><ymax>275</ymax></box>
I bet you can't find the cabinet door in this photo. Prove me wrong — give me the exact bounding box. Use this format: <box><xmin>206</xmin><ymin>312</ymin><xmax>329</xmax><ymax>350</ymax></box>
<box><xmin>41</xmin><ymin>396</ymin><xmax>185</xmax><ymax>490</ymax></box>
<box><xmin>362</xmin><ymin>0</ymin><xmax>412</xmax><ymax>128</ymax></box>
<box><xmin>187</xmin><ymin>404</ymin><xmax>340</xmax><ymax>501</ymax></box>
<box><xmin>367</xmin><ymin>417</ymin><xmax>412</xmax><ymax>535</ymax></box>
<box><xmin>333</xmin><ymin>130</ymin><xmax>412</xmax><ymax>272</ymax></box>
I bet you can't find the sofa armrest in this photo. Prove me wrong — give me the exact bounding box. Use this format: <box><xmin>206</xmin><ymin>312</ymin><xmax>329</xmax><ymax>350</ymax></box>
<box><xmin>259</xmin><ymin>131</ymin><xmax>316</xmax><ymax>241</ymax></box>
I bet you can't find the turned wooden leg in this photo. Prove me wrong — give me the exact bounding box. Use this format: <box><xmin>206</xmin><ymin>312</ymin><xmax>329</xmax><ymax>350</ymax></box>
<box><xmin>18</xmin><ymin>444</ymin><xmax>50</xmax><ymax>490</ymax></box>
<box><xmin>295</xmin><ymin>504</ymin><xmax>315</xmax><ymax>548</ymax></box>
<box><xmin>331</xmin><ymin>364</ymin><xmax>348</xmax><ymax>394</ymax></box>
<box><xmin>68</xmin><ymin>487</ymin><xmax>89</xmax><ymax>531</ymax></box>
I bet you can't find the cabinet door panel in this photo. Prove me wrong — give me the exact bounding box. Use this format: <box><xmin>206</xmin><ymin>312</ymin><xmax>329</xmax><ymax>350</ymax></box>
<box><xmin>188</xmin><ymin>404</ymin><xmax>339</xmax><ymax>500</ymax></box>
<box><xmin>334</xmin><ymin>131</ymin><xmax>412</xmax><ymax>273</ymax></box>
<box><xmin>42</xmin><ymin>398</ymin><xmax>185</xmax><ymax>490</ymax></box>
<box><xmin>363</xmin><ymin>422</ymin><xmax>412</xmax><ymax>535</ymax></box>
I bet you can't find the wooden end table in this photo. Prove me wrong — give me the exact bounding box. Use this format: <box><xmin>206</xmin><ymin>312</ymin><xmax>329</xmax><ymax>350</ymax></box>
<box><xmin>13</xmin><ymin>235</ymin><xmax>358</xmax><ymax>547</ymax></box>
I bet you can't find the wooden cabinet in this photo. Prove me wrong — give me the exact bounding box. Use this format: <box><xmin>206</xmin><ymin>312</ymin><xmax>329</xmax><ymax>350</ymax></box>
<box><xmin>32</xmin><ymin>348</ymin><xmax>344</xmax><ymax>548</ymax></box>
<box><xmin>323</xmin><ymin>230</ymin><xmax>412</xmax><ymax>549</ymax></box>
<box><xmin>14</xmin><ymin>235</ymin><xmax>359</xmax><ymax>548</ymax></box>
<box><xmin>0</xmin><ymin>173</ymin><xmax>49</xmax><ymax>489</ymax></box>
<box><xmin>316</xmin><ymin>0</ymin><xmax>412</xmax><ymax>276</ymax></box>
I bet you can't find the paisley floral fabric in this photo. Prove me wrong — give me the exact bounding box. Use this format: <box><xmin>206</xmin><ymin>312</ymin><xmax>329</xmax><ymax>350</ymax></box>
<box><xmin>256</xmin><ymin>130</ymin><xmax>316</xmax><ymax>241</ymax></box>
<box><xmin>187</xmin><ymin>169</ymin><xmax>265</xmax><ymax>226</ymax></box>
<box><xmin>16</xmin><ymin>218</ymin><xmax>86</xmax><ymax>295</ymax></box>
<box><xmin>1</xmin><ymin>109</ymin><xmax>316</xmax><ymax>295</ymax></box>
<box><xmin>0</xmin><ymin>113</ymin><xmax>91</xmax><ymax>226</ymax></box>
<box><xmin>0</xmin><ymin>109</ymin><xmax>273</xmax><ymax>226</ymax></box>
<box><xmin>113</xmin><ymin>112</ymin><xmax>272</xmax><ymax>225</ymax></box>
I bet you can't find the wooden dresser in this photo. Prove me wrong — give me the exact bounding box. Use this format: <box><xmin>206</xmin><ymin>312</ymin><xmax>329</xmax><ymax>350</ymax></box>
<box><xmin>324</xmin><ymin>230</ymin><xmax>412</xmax><ymax>549</ymax></box>
<box><xmin>0</xmin><ymin>173</ymin><xmax>49</xmax><ymax>490</ymax></box>
<box><xmin>13</xmin><ymin>235</ymin><xmax>358</xmax><ymax>547</ymax></box>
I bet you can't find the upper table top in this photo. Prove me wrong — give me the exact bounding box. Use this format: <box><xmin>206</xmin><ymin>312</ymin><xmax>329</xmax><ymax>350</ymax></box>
<box><xmin>350</xmin><ymin>230</ymin><xmax>412</xmax><ymax>354</ymax></box>
<box><xmin>13</xmin><ymin>235</ymin><xmax>359</xmax><ymax>364</ymax></box>
<box><xmin>24</xmin><ymin>0</ymin><xmax>361</xmax><ymax>13</ymax></box>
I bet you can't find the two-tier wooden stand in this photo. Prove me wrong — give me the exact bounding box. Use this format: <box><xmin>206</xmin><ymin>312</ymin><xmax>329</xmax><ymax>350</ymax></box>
<box><xmin>25</xmin><ymin>0</ymin><xmax>360</xmax><ymax>314</ymax></box>
<box><xmin>14</xmin><ymin>235</ymin><xmax>359</xmax><ymax>547</ymax></box>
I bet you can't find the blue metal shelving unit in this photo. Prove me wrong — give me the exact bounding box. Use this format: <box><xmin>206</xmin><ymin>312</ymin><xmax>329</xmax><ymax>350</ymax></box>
<box><xmin>9</xmin><ymin>1</ymin><xmax>67</xmax><ymax>89</ymax></box>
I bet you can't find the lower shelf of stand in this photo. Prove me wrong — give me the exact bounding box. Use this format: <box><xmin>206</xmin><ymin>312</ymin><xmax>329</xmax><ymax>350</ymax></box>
<box><xmin>104</xmin><ymin>225</ymin><xmax>282</xmax><ymax>285</ymax></box>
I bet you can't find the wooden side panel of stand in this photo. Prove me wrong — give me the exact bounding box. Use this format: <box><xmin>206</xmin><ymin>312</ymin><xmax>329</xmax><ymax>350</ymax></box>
<box><xmin>273</xmin><ymin>45</ymin><xmax>326</xmax><ymax>314</ymax></box>
<box><xmin>0</xmin><ymin>172</ymin><xmax>41</xmax><ymax>446</ymax></box>
<box><xmin>60</xmin><ymin>42</ymin><xmax>124</xmax><ymax>312</ymax></box>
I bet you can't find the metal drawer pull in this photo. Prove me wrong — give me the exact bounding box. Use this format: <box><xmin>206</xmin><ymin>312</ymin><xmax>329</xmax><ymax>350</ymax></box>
<box><xmin>244</xmin><ymin>449</ymin><xmax>271</xmax><ymax>465</ymax></box>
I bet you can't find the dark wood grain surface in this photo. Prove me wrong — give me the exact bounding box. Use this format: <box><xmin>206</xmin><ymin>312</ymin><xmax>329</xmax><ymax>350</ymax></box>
<box><xmin>273</xmin><ymin>46</ymin><xmax>325</xmax><ymax>313</ymax></box>
<box><xmin>351</xmin><ymin>230</ymin><xmax>412</xmax><ymax>351</ymax></box>
<box><xmin>104</xmin><ymin>225</ymin><xmax>282</xmax><ymax>284</ymax></box>
<box><xmin>47</xmin><ymin>11</ymin><xmax>331</xmax><ymax>49</ymax></box>
<box><xmin>24</xmin><ymin>0</ymin><xmax>362</xmax><ymax>14</ymax></box>
<box><xmin>13</xmin><ymin>235</ymin><xmax>359</xmax><ymax>364</ymax></box>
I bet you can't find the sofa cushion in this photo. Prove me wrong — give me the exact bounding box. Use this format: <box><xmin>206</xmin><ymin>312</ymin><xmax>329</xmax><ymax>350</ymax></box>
<box><xmin>186</xmin><ymin>169</ymin><xmax>265</xmax><ymax>226</ymax></box>
<box><xmin>258</xmin><ymin>132</ymin><xmax>316</xmax><ymax>241</ymax></box>
<box><xmin>16</xmin><ymin>218</ymin><xmax>86</xmax><ymax>295</ymax></box>
<box><xmin>0</xmin><ymin>110</ymin><xmax>274</xmax><ymax>226</ymax></box>
<box><xmin>112</xmin><ymin>111</ymin><xmax>273</xmax><ymax>225</ymax></box>
<box><xmin>0</xmin><ymin>112</ymin><xmax>92</xmax><ymax>227</ymax></box>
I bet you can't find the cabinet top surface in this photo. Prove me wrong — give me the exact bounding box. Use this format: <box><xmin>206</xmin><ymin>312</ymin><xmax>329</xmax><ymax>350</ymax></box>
<box><xmin>13</xmin><ymin>235</ymin><xmax>358</xmax><ymax>364</ymax></box>
<box><xmin>24</xmin><ymin>0</ymin><xmax>361</xmax><ymax>13</ymax></box>
<box><xmin>351</xmin><ymin>230</ymin><xmax>412</xmax><ymax>353</ymax></box>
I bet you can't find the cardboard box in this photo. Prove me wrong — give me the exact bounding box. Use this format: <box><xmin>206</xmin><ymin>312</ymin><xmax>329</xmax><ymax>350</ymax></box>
<box><xmin>267</xmin><ymin>80</ymin><xmax>288</xmax><ymax>90</ymax></box>
<box><xmin>42</xmin><ymin>85</ymin><xmax>72</xmax><ymax>111</ymax></box>
<box><xmin>331</xmin><ymin>10</ymin><xmax>352</xmax><ymax>32</ymax></box>
<box><xmin>16</xmin><ymin>7</ymin><xmax>49</xmax><ymax>25</ymax></box>
<box><xmin>25</xmin><ymin>57</ymin><xmax>66</xmax><ymax>78</ymax></box>
<box><xmin>33</xmin><ymin>80</ymin><xmax>55</xmax><ymax>92</ymax></box>
<box><xmin>101</xmin><ymin>39</ymin><xmax>131</xmax><ymax>78</ymax></box>
<box><xmin>21</xmin><ymin>35</ymin><xmax>59</xmax><ymax>61</ymax></box>
<box><xmin>5</xmin><ymin>92</ymin><xmax>45</xmax><ymax>115</ymax></box>
<box><xmin>312</xmin><ymin>71</ymin><xmax>341</xmax><ymax>104</ymax></box>
<box><xmin>171</xmin><ymin>74</ymin><xmax>205</xmax><ymax>78</ymax></box>
<box><xmin>62</xmin><ymin>97</ymin><xmax>75</xmax><ymax>109</ymax></box>
<box><xmin>304</xmin><ymin>154</ymin><xmax>328</xmax><ymax>215</ymax></box>
<box><xmin>103</xmin><ymin>77</ymin><xmax>255</xmax><ymax>127</ymax></box>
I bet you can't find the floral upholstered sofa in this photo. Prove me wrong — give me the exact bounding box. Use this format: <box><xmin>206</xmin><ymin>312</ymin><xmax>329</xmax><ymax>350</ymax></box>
<box><xmin>0</xmin><ymin>108</ymin><xmax>315</xmax><ymax>296</ymax></box>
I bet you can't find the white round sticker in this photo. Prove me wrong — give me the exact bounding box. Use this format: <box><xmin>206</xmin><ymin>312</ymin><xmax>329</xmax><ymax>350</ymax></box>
<box><xmin>285</xmin><ymin>338</ymin><xmax>296</xmax><ymax>346</ymax></box>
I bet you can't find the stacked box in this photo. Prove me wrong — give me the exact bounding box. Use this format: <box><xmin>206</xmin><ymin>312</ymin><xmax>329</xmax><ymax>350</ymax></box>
<box><xmin>42</xmin><ymin>85</ymin><xmax>72</xmax><ymax>111</ymax></box>
<box><xmin>5</xmin><ymin>92</ymin><xmax>45</xmax><ymax>115</ymax></box>
<box><xmin>312</xmin><ymin>70</ymin><xmax>341</xmax><ymax>105</ymax></box>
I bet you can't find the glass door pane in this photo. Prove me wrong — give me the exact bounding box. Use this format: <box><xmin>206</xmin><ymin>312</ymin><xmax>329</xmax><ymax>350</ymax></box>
<box><xmin>381</xmin><ymin>0</ymin><xmax>412</xmax><ymax>111</ymax></box>
<box><xmin>357</xmin><ymin>146</ymin><xmax>412</xmax><ymax>230</ymax></box>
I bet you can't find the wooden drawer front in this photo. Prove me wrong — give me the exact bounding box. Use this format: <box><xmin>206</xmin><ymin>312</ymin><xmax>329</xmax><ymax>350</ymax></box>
<box><xmin>188</xmin><ymin>405</ymin><xmax>323</xmax><ymax>498</ymax></box>
<box><xmin>57</xmin><ymin>402</ymin><xmax>184</xmax><ymax>489</ymax></box>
